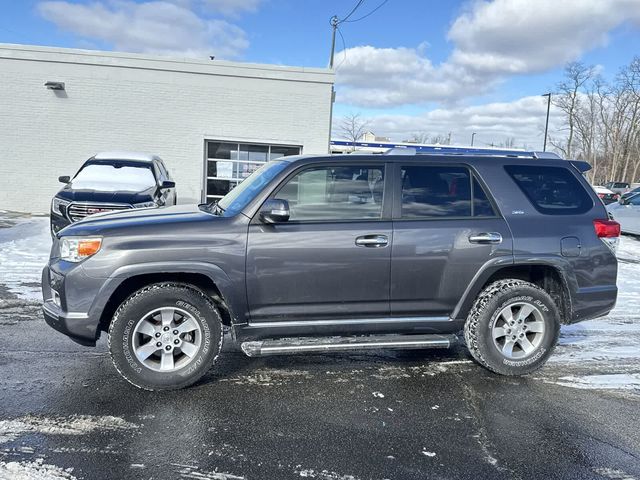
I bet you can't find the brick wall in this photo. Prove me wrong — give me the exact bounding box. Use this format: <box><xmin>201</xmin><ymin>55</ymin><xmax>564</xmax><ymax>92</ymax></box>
<box><xmin>0</xmin><ymin>45</ymin><xmax>334</xmax><ymax>213</ymax></box>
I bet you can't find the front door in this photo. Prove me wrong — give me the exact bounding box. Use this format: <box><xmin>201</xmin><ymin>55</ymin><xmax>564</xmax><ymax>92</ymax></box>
<box><xmin>391</xmin><ymin>163</ymin><xmax>513</xmax><ymax>316</ymax></box>
<box><xmin>246</xmin><ymin>163</ymin><xmax>391</xmax><ymax>323</ymax></box>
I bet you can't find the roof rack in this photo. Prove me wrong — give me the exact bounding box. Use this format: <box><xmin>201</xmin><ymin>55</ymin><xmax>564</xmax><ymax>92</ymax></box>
<box><xmin>383</xmin><ymin>147</ymin><xmax>563</xmax><ymax>160</ymax></box>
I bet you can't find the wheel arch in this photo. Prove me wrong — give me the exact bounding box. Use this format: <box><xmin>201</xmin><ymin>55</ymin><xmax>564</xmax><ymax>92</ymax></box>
<box><xmin>453</xmin><ymin>258</ymin><xmax>575</xmax><ymax>323</ymax></box>
<box><xmin>93</xmin><ymin>262</ymin><xmax>240</xmax><ymax>334</ymax></box>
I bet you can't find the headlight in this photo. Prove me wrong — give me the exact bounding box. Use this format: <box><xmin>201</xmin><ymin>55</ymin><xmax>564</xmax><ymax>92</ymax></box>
<box><xmin>51</xmin><ymin>197</ymin><xmax>70</xmax><ymax>217</ymax></box>
<box><xmin>60</xmin><ymin>237</ymin><xmax>102</xmax><ymax>262</ymax></box>
<box><xmin>133</xmin><ymin>201</ymin><xmax>157</xmax><ymax>208</ymax></box>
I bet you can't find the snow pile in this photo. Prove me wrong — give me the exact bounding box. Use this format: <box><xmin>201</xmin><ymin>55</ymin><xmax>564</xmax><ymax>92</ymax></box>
<box><xmin>0</xmin><ymin>215</ymin><xmax>50</xmax><ymax>302</ymax></box>
<box><xmin>0</xmin><ymin>459</ymin><xmax>76</xmax><ymax>480</ymax></box>
<box><xmin>0</xmin><ymin>415</ymin><xmax>138</xmax><ymax>444</ymax></box>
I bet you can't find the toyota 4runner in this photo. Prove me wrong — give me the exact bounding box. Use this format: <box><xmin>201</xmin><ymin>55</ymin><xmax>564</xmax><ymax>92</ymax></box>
<box><xmin>42</xmin><ymin>152</ymin><xmax>619</xmax><ymax>390</ymax></box>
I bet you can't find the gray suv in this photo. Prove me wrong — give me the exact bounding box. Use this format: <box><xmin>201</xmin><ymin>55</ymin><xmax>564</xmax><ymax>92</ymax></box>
<box><xmin>42</xmin><ymin>153</ymin><xmax>619</xmax><ymax>390</ymax></box>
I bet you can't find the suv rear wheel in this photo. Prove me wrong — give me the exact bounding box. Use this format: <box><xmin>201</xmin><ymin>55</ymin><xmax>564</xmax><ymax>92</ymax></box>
<box><xmin>108</xmin><ymin>283</ymin><xmax>223</xmax><ymax>390</ymax></box>
<box><xmin>464</xmin><ymin>279</ymin><xmax>560</xmax><ymax>375</ymax></box>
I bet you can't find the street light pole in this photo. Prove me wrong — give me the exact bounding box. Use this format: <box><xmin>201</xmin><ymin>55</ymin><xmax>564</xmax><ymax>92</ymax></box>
<box><xmin>542</xmin><ymin>93</ymin><xmax>551</xmax><ymax>152</ymax></box>
<box><xmin>471</xmin><ymin>132</ymin><xmax>476</xmax><ymax>147</ymax></box>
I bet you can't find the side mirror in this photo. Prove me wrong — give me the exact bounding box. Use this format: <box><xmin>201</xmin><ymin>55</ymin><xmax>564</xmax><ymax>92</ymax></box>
<box><xmin>259</xmin><ymin>199</ymin><xmax>290</xmax><ymax>224</ymax></box>
<box><xmin>58</xmin><ymin>175</ymin><xmax>70</xmax><ymax>184</ymax></box>
<box><xmin>160</xmin><ymin>180</ymin><xmax>175</xmax><ymax>189</ymax></box>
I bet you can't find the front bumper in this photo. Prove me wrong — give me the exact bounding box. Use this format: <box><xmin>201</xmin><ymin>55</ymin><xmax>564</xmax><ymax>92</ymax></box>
<box><xmin>42</xmin><ymin>300</ymin><xmax>97</xmax><ymax>346</ymax></box>
<box><xmin>41</xmin><ymin>264</ymin><xmax>101</xmax><ymax>346</ymax></box>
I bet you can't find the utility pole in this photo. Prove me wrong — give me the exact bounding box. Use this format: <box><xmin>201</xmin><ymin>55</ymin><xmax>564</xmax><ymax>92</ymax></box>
<box><xmin>542</xmin><ymin>93</ymin><xmax>551</xmax><ymax>152</ymax></box>
<box><xmin>471</xmin><ymin>132</ymin><xmax>476</xmax><ymax>147</ymax></box>
<box><xmin>327</xmin><ymin>15</ymin><xmax>339</xmax><ymax>154</ymax></box>
<box><xmin>328</xmin><ymin>16</ymin><xmax>339</xmax><ymax>68</ymax></box>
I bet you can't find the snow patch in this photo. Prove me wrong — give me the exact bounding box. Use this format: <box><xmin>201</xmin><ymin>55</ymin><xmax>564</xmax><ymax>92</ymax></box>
<box><xmin>552</xmin><ymin>374</ymin><xmax>640</xmax><ymax>391</ymax></box>
<box><xmin>0</xmin><ymin>216</ymin><xmax>50</xmax><ymax>302</ymax></box>
<box><xmin>296</xmin><ymin>468</ymin><xmax>360</xmax><ymax>480</ymax></box>
<box><xmin>0</xmin><ymin>415</ymin><xmax>138</xmax><ymax>444</ymax></box>
<box><xmin>0</xmin><ymin>458</ymin><xmax>76</xmax><ymax>480</ymax></box>
<box><xmin>171</xmin><ymin>463</ymin><xmax>245</xmax><ymax>479</ymax></box>
<box><xmin>593</xmin><ymin>467</ymin><xmax>637</xmax><ymax>480</ymax></box>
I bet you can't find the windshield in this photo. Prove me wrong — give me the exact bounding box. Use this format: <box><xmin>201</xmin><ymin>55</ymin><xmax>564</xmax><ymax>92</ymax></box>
<box><xmin>216</xmin><ymin>161</ymin><xmax>289</xmax><ymax>216</ymax></box>
<box><xmin>73</xmin><ymin>161</ymin><xmax>156</xmax><ymax>192</ymax></box>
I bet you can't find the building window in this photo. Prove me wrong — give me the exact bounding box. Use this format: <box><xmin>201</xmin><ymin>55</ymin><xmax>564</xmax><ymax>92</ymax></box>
<box><xmin>205</xmin><ymin>141</ymin><xmax>301</xmax><ymax>201</ymax></box>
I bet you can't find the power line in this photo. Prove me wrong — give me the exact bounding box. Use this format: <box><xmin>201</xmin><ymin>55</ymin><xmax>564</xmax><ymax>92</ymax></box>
<box><xmin>343</xmin><ymin>0</ymin><xmax>389</xmax><ymax>23</ymax></box>
<box><xmin>340</xmin><ymin>0</ymin><xmax>365</xmax><ymax>23</ymax></box>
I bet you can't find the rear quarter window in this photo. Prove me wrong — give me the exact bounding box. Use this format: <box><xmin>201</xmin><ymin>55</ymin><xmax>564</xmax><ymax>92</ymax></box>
<box><xmin>505</xmin><ymin>165</ymin><xmax>593</xmax><ymax>215</ymax></box>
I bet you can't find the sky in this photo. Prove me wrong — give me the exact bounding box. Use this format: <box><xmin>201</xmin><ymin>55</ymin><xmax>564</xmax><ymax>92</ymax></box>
<box><xmin>1</xmin><ymin>0</ymin><xmax>640</xmax><ymax>149</ymax></box>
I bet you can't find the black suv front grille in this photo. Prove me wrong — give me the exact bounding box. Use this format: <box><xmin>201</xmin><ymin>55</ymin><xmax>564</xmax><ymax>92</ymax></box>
<box><xmin>67</xmin><ymin>203</ymin><xmax>132</xmax><ymax>222</ymax></box>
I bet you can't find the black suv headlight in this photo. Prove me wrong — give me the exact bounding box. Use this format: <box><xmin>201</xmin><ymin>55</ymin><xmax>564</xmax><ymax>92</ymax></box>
<box><xmin>51</xmin><ymin>197</ymin><xmax>70</xmax><ymax>217</ymax></box>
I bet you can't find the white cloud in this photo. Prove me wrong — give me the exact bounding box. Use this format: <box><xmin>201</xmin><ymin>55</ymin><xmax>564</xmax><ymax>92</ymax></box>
<box><xmin>335</xmin><ymin>45</ymin><xmax>495</xmax><ymax>107</ymax></box>
<box><xmin>200</xmin><ymin>0</ymin><xmax>262</xmax><ymax>16</ymax></box>
<box><xmin>449</xmin><ymin>0</ymin><xmax>640</xmax><ymax>75</ymax></box>
<box><xmin>335</xmin><ymin>95</ymin><xmax>565</xmax><ymax>149</ymax></box>
<box><xmin>37</xmin><ymin>1</ymin><xmax>250</xmax><ymax>59</ymax></box>
<box><xmin>336</xmin><ymin>0</ymin><xmax>640</xmax><ymax>107</ymax></box>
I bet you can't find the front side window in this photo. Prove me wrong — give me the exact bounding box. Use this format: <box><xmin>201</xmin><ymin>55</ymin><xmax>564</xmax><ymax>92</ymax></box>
<box><xmin>275</xmin><ymin>165</ymin><xmax>385</xmax><ymax>221</ymax></box>
<box><xmin>505</xmin><ymin>165</ymin><xmax>593</xmax><ymax>215</ymax></box>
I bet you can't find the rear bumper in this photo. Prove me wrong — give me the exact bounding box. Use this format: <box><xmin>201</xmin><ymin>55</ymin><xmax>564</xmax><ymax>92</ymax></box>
<box><xmin>567</xmin><ymin>285</ymin><xmax>618</xmax><ymax>323</ymax></box>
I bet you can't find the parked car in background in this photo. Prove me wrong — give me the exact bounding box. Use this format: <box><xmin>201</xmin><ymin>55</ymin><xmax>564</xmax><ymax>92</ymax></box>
<box><xmin>593</xmin><ymin>186</ymin><xmax>619</xmax><ymax>205</ymax></box>
<box><xmin>620</xmin><ymin>185</ymin><xmax>640</xmax><ymax>202</ymax></box>
<box><xmin>604</xmin><ymin>181</ymin><xmax>631</xmax><ymax>194</ymax></box>
<box><xmin>607</xmin><ymin>192</ymin><xmax>640</xmax><ymax>235</ymax></box>
<box><xmin>51</xmin><ymin>152</ymin><xmax>176</xmax><ymax>234</ymax></box>
<box><xmin>42</xmin><ymin>152</ymin><xmax>619</xmax><ymax>390</ymax></box>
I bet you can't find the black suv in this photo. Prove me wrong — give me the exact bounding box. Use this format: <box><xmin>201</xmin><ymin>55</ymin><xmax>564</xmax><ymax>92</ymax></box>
<box><xmin>51</xmin><ymin>152</ymin><xmax>176</xmax><ymax>234</ymax></box>
<box><xmin>42</xmin><ymin>152</ymin><xmax>619</xmax><ymax>390</ymax></box>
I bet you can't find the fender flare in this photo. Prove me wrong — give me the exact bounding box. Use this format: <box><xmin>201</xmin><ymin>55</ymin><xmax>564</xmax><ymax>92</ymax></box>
<box><xmin>86</xmin><ymin>261</ymin><xmax>245</xmax><ymax>325</ymax></box>
<box><xmin>451</xmin><ymin>255</ymin><xmax>576</xmax><ymax>321</ymax></box>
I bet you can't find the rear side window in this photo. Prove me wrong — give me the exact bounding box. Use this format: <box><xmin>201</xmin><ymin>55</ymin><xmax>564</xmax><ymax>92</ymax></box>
<box><xmin>505</xmin><ymin>165</ymin><xmax>593</xmax><ymax>215</ymax></box>
<box><xmin>400</xmin><ymin>165</ymin><xmax>495</xmax><ymax>218</ymax></box>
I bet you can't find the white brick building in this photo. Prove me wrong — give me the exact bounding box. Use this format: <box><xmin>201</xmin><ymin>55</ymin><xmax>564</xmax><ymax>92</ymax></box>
<box><xmin>0</xmin><ymin>44</ymin><xmax>334</xmax><ymax>213</ymax></box>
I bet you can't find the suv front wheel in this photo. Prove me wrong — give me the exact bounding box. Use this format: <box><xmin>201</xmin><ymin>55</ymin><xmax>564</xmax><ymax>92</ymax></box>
<box><xmin>464</xmin><ymin>279</ymin><xmax>560</xmax><ymax>375</ymax></box>
<box><xmin>108</xmin><ymin>283</ymin><xmax>223</xmax><ymax>390</ymax></box>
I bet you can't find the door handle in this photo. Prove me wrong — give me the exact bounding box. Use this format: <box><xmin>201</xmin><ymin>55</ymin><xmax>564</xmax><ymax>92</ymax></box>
<box><xmin>469</xmin><ymin>232</ymin><xmax>503</xmax><ymax>244</ymax></box>
<box><xmin>355</xmin><ymin>235</ymin><xmax>388</xmax><ymax>247</ymax></box>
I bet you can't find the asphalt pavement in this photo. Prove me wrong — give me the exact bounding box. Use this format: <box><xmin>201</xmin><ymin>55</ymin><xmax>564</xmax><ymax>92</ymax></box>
<box><xmin>1</xmin><ymin>301</ymin><xmax>639</xmax><ymax>480</ymax></box>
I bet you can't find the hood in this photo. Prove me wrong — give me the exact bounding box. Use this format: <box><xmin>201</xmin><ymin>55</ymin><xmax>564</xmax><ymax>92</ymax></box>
<box><xmin>56</xmin><ymin>184</ymin><xmax>155</xmax><ymax>204</ymax></box>
<box><xmin>59</xmin><ymin>204</ymin><xmax>218</xmax><ymax>237</ymax></box>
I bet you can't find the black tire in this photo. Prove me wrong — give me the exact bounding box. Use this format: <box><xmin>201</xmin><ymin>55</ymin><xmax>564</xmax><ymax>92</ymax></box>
<box><xmin>463</xmin><ymin>279</ymin><xmax>560</xmax><ymax>376</ymax></box>
<box><xmin>108</xmin><ymin>283</ymin><xmax>223</xmax><ymax>390</ymax></box>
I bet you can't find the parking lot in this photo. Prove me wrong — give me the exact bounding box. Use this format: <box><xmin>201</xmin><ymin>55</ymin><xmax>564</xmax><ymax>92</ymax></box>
<box><xmin>1</xmin><ymin>213</ymin><xmax>639</xmax><ymax>480</ymax></box>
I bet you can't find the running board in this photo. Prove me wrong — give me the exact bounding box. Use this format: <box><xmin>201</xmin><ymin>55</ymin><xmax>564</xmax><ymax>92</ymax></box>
<box><xmin>240</xmin><ymin>334</ymin><xmax>458</xmax><ymax>357</ymax></box>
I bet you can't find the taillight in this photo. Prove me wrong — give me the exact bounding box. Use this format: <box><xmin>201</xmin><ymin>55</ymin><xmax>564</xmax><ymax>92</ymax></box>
<box><xmin>593</xmin><ymin>219</ymin><xmax>620</xmax><ymax>238</ymax></box>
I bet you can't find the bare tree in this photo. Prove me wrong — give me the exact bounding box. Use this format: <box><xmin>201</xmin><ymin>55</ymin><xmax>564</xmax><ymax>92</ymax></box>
<box><xmin>339</xmin><ymin>113</ymin><xmax>370</xmax><ymax>150</ymax></box>
<box><xmin>404</xmin><ymin>132</ymin><xmax>430</xmax><ymax>144</ymax></box>
<box><xmin>551</xmin><ymin>62</ymin><xmax>595</xmax><ymax>158</ymax></box>
<box><xmin>553</xmin><ymin>57</ymin><xmax>640</xmax><ymax>184</ymax></box>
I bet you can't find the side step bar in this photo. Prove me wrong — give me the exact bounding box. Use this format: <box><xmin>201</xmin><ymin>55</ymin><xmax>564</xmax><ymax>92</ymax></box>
<box><xmin>240</xmin><ymin>334</ymin><xmax>458</xmax><ymax>357</ymax></box>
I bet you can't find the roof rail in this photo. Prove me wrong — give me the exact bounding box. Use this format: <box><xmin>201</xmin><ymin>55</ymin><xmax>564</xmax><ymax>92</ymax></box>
<box><xmin>531</xmin><ymin>151</ymin><xmax>562</xmax><ymax>159</ymax></box>
<box><xmin>383</xmin><ymin>147</ymin><xmax>417</xmax><ymax>155</ymax></box>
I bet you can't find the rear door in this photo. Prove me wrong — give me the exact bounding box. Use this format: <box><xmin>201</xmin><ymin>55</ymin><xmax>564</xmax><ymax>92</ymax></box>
<box><xmin>390</xmin><ymin>163</ymin><xmax>513</xmax><ymax>317</ymax></box>
<box><xmin>246</xmin><ymin>162</ymin><xmax>392</xmax><ymax>323</ymax></box>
